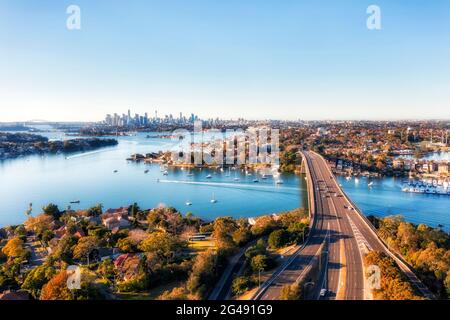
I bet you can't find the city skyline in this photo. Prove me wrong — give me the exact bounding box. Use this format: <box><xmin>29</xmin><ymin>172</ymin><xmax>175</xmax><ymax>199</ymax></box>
<box><xmin>1</xmin><ymin>1</ymin><xmax>450</xmax><ymax>122</ymax></box>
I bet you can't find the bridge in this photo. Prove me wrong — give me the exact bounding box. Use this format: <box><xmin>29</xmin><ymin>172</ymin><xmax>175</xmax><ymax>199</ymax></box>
<box><xmin>252</xmin><ymin>151</ymin><xmax>433</xmax><ymax>300</ymax></box>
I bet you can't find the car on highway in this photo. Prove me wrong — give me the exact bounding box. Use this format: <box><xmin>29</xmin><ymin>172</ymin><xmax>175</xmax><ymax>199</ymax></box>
<box><xmin>320</xmin><ymin>289</ymin><xmax>327</xmax><ymax>297</ymax></box>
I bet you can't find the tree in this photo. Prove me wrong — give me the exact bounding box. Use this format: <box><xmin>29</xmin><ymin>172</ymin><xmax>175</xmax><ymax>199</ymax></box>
<box><xmin>40</xmin><ymin>271</ymin><xmax>73</xmax><ymax>300</ymax></box>
<box><xmin>52</xmin><ymin>235</ymin><xmax>77</xmax><ymax>263</ymax></box>
<box><xmin>250</xmin><ymin>254</ymin><xmax>268</xmax><ymax>272</ymax></box>
<box><xmin>232</xmin><ymin>227</ymin><xmax>251</xmax><ymax>247</ymax></box>
<box><xmin>212</xmin><ymin>217</ymin><xmax>238</xmax><ymax>250</ymax></box>
<box><xmin>187</xmin><ymin>250</ymin><xmax>221</xmax><ymax>299</ymax></box>
<box><xmin>251</xmin><ymin>216</ymin><xmax>279</xmax><ymax>237</ymax></box>
<box><xmin>138</xmin><ymin>232</ymin><xmax>186</xmax><ymax>264</ymax></box>
<box><xmin>2</xmin><ymin>237</ymin><xmax>28</xmax><ymax>259</ymax></box>
<box><xmin>24</xmin><ymin>214</ymin><xmax>54</xmax><ymax>236</ymax></box>
<box><xmin>21</xmin><ymin>264</ymin><xmax>55</xmax><ymax>298</ymax></box>
<box><xmin>73</xmin><ymin>236</ymin><xmax>100</xmax><ymax>262</ymax></box>
<box><xmin>158</xmin><ymin>286</ymin><xmax>189</xmax><ymax>300</ymax></box>
<box><xmin>231</xmin><ymin>276</ymin><xmax>254</xmax><ymax>296</ymax></box>
<box><xmin>117</xmin><ymin>237</ymin><xmax>137</xmax><ymax>253</ymax></box>
<box><xmin>42</xmin><ymin>203</ymin><xmax>61</xmax><ymax>219</ymax></box>
<box><xmin>268</xmin><ymin>229</ymin><xmax>290</xmax><ymax>249</ymax></box>
<box><xmin>280</xmin><ymin>283</ymin><xmax>301</xmax><ymax>300</ymax></box>
<box><xmin>87</xmin><ymin>204</ymin><xmax>103</xmax><ymax>217</ymax></box>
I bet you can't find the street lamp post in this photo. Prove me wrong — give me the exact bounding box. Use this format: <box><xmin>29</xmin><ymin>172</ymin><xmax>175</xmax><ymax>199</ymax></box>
<box><xmin>258</xmin><ymin>268</ymin><xmax>264</xmax><ymax>288</ymax></box>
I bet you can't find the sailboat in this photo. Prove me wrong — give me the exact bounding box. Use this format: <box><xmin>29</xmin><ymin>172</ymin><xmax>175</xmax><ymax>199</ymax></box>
<box><xmin>185</xmin><ymin>201</ymin><xmax>192</xmax><ymax>206</ymax></box>
<box><xmin>210</xmin><ymin>193</ymin><xmax>217</xmax><ymax>203</ymax></box>
<box><xmin>253</xmin><ymin>172</ymin><xmax>259</xmax><ymax>183</ymax></box>
<box><xmin>261</xmin><ymin>173</ymin><xmax>267</xmax><ymax>180</ymax></box>
<box><xmin>225</xmin><ymin>167</ymin><xmax>231</xmax><ymax>177</ymax></box>
<box><xmin>187</xmin><ymin>170</ymin><xmax>194</xmax><ymax>177</ymax></box>
<box><xmin>233</xmin><ymin>170</ymin><xmax>240</xmax><ymax>181</ymax></box>
<box><xmin>368</xmin><ymin>181</ymin><xmax>374</xmax><ymax>187</ymax></box>
<box><xmin>206</xmin><ymin>174</ymin><xmax>212</xmax><ymax>179</ymax></box>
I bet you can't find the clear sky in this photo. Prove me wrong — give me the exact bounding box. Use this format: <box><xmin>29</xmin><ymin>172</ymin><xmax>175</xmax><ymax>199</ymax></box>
<box><xmin>1</xmin><ymin>0</ymin><xmax>450</xmax><ymax>122</ymax></box>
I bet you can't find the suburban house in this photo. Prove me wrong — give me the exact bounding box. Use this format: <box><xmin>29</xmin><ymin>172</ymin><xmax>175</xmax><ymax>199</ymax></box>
<box><xmin>101</xmin><ymin>207</ymin><xmax>131</xmax><ymax>230</ymax></box>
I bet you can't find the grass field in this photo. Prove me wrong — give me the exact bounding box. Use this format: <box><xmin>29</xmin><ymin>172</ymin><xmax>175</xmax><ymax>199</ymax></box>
<box><xmin>116</xmin><ymin>280</ymin><xmax>184</xmax><ymax>300</ymax></box>
<box><xmin>188</xmin><ymin>239</ymin><xmax>216</xmax><ymax>252</ymax></box>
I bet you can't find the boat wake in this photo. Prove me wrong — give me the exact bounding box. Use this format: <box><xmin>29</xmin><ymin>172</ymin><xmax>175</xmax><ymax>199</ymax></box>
<box><xmin>65</xmin><ymin>148</ymin><xmax>115</xmax><ymax>160</ymax></box>
<box><xmin>157</xmin><ymin>179</ymin><xmax>300</xmax><ymax>194</ymax></box>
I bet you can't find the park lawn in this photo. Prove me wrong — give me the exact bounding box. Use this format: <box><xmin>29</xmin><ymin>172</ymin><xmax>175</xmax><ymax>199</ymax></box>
<box><xmin>116</xmin><ymin>281</ymin><xmax>184</xmax><ymax>300</ymax></box>
<box><xmin>188</xmin><ymin>239</ymin><xmax>216</xmax><ymax>252</ymax></box>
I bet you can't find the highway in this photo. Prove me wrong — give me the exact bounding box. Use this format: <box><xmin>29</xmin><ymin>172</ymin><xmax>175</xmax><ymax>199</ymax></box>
<box><xmin>254</xmin><ymin>151</ymin><xmax>432</xmax><ymax>300</ymax></box>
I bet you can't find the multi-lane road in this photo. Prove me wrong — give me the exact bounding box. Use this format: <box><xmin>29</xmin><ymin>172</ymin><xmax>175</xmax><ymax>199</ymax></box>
<box><xmin>253</xmin><ymin>151</ymin><xmax>432</xmax><ymax>300</ymax></box>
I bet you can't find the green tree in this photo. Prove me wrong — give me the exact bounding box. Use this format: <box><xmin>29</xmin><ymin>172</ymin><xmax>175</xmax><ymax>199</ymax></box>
<box><xmin>42</xmin><ymin>203</ymin><xmax>61</xmax><ymax>220</ymax></box>
<box><xmin>87</xmin><ymin>204</ymin><xmax>103</xmax><ymax>217</ymax></box>
<box><xmin>138</xmin><ymin>232</ymin><xmax>186</xmax><ymax>264</ymax></box>
<box><xmin>22</xmin><ymin>264</ymin><xmax>55</xmax><ymax>298</ymax></box>
<box><xmin>268</xmin><ymin>229</ymin><xmax>290</xmax><ymax>249</ymax></box>
<box><xmin>231</xmin><ymin>276</ymin><xmax>255</xmax><ymax>296</ymax></box>
<box><xmin>250</xmin><ymin>254</ymin><xmax>269</xmax><ymax>272</ymax></box>
<box><xmin>187</xmin><ymin>250</ymin><xmax>222</xmax><ymax>299</ymax></box>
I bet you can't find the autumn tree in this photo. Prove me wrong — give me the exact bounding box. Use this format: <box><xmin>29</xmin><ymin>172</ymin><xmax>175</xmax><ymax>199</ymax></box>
<box><xmin>24</xmin><ymin>214</ymin><xmax>54</xmax><ymax>237</ymax></box>
<box><xmin>40</xmin><ymin>271</ymin><xmax>73</xmax><ymax>300</ymax></box>
<box><xmin>2</xmin><ymin>237</ymin><xmax>28</xmax><ymax>260</ymax></box>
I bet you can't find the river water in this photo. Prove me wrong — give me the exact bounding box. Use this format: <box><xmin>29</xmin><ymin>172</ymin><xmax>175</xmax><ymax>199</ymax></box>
<box><xmin>0</xmin><ymin>131</ymin><xmax>306</xmax><ymax>227</ymax></box>
<box><xmin>1</xmin><ymin>131</ymin><xmax>448</xmax><ymax>231</ymax></box>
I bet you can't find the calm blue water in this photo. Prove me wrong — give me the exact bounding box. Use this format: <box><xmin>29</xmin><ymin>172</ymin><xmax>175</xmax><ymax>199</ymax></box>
<box><xmin>337</xmin><ymin>176</ymin><xmax>450</xmax><ymax>231</ymax></box>
<box><xmin>1</xmin><ymin>131</ymin><xmax>449</xmax><ymax>231</ymax></box>
<box><xmin>0</xmin><ymin>132</ymin><xmax>306</xmax><ymax>227</ymax></box>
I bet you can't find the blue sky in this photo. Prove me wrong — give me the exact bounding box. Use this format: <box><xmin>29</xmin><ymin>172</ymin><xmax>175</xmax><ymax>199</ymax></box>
<box><xmin>1</xmin><ymin>0</ymin><xmax>450</xmax><ymax>121</ymax></box>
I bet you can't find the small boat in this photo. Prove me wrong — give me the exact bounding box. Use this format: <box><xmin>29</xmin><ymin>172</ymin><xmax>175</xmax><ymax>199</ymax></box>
<box><xmin>144</xmin><ymin>169</ymin><xmax>149</xmax><ymax>174</ymax></box>
<box><xmin>234</xmin><ymin>177</ymin><xmax>240</xmax><ymax>181</ymax></box>
<box><xmin>156</xmin><ymin>178</ymin><xmax>160</xmax><ymax>183</ymax></box>
<box><xmin>206</xmin><ymin>174</ymin><xmax>212</xmax><ymax>179</ymax></box>
<box><xmin>253</xmin><ymin>179</ymin><xmax>259</xmax><ymax>183</ymax></box>
<box><xmin>345</xmin><ymin>176</ymin><xmax>351</xmax><ymax>181</ymax></box>
<box><xmin>210</xmin><ymin>193</ymin><xmax>217</xmax><ymax>203</ymax></box>
<box><xmin>113</xmin><ymin>170</ymin><xmax>118</xmax><ymax>173</ymax></box>
<box><xmin>163</xmin><ymin>170</ymin><xmax>168</xmax><ymax>176</ymax></box>
<box><xmin>186</xmin><ymin>201</ymin><xmax>192</xmax><ymax>206</ymax></box>
<box><xmin>368</xmin><ymin>182</ymin><xmax>373</xmax><ymax>187</ymax></box>
<box><xmin>187</xmin><ymin>172</ymin><xmax>194</xmax><ymax>177</ymax></box>
<box><xmin>261</xmin><ymin>174</ymin><xmax>267</xmax><ymax>180</ymax></box>
<box><xmin>275</xmin><ymin>180</ymin><xmax>284</xmax><ymax>185</ymax></box>
<box><xmin>354</xmin><ymin>178</ymin><xmax>359</xmax><ymax>183</ymax></box>
<box><xmin>70</xmin><ymin>200</ymin><xmax>80</xmax><ymax>204</ymax></box>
